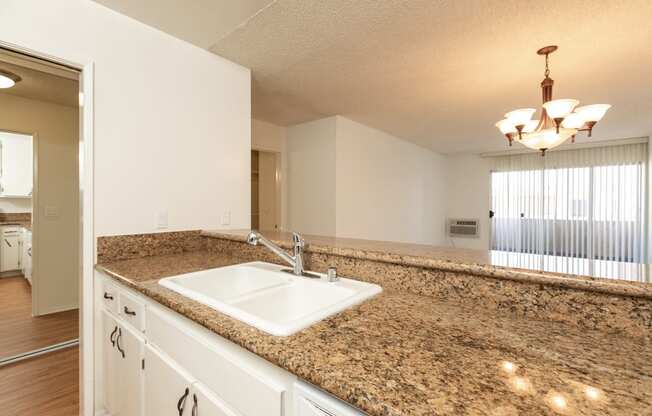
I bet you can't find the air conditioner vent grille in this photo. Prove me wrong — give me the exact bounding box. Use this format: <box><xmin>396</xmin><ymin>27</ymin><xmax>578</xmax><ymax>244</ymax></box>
<box><xmin>448</xmin><ymin>218</ymin><xmax>479</xmax><ymax>238</ymax></box>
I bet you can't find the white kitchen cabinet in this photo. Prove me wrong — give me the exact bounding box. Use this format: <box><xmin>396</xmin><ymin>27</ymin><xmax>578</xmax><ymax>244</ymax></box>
<box><xmin>21</xmin><ymin>229</ymin><xmax>32</xmax><ymax>284</ymax></box>
<box><xmin>144</xmin><ymin>344</ymin><xmax>240</xmax><ymax>416</ymax></box>
<box><xmin>102</xmin><ymin>310</ymin><xmax>120</xmax><ymax>415</ymax></box>
<box><xmin>114</xmin><ymin>322</ymin><xmax>145</xmax><ymax>416</ymax></box>
<box><xmin>1</xmin><ymin>227</ymin><xmax>22</xmax><ymax>272</ymax></box>
<box><xmin>144</xmin><ymin>344</ymin><xmax>195</xmax><ymax>416</ymax></box>
<box><xmin>97</xmin><ymin>273</ymin><xmax>365</xmax><ymax>416</ymax></box>
<box><xmin>192</xmin><ymin>381</ymin><xmax>241</xmax><ymax>416</ymax></box>
<box><xmin>102</xmin><ymin>308</ymin><xmax>145</xmax><ymax>416</ymax></box>
<box><xmin>0</xmin><ymin>132</ymin><xmax>33</xmax><ymax>197</ymax></box>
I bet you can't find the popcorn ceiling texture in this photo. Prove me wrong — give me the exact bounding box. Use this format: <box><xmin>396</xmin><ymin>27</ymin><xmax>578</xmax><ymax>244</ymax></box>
<box><xmin>96</xmin><ymin>231</ymin><xmax>652</xmax><ymax>416</ymax></box>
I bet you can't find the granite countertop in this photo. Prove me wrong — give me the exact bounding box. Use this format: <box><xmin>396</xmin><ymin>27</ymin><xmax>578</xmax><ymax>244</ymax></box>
<box><xmin>97</xmin><ymin>250</ymin><xmax>652</xmax><ymax>416</ymax></box>
<box><xmin>203</xmin><ymin>230</ymin><xmax>652</xmax><ymax>299</ymax></box>
<box><xmin>0</xmin><ymin>221</ymin><xmax>31</xmax><ymax>230</ymax></box>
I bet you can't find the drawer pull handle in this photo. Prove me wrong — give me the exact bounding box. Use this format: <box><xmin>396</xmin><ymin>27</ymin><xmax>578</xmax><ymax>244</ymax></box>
<box><xmin>191</xmin><ymin>394</ymin><xmax>198</xmax><ymax>416</ymax></box>
<box><xmin>123</xmin><ymin>306</ymin><xmax>136</xmax><ymax>316</ymax></box>
<box><xmin>177</xmin><ymin>388</ymin><xmax>190</xmax><ymax>416</ymax></box>
<box><xmin>110</xmin><ymin>325</ymin><xmax>118</xmax><ymax>347</ymax></box>
<box><xmin>103</xmin><ymin>292</ymin><xmax>114</xmax><ymax>300</ymax></box>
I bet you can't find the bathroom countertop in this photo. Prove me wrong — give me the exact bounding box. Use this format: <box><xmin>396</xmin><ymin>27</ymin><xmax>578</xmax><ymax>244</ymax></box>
<box><xmin>203</xmin><ymin>230</ymin><xmax>652</xmax><ymax>299</ymax></box>
<box><xmin>97</xmin><ymin>250</ymin><xmax>652</xmax><ymax>416</ymax></box>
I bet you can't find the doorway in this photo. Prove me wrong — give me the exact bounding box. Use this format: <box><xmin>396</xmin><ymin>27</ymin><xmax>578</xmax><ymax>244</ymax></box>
<box><xmin>0</xmin><ymin>47</ymin><xmax>82</xmax><ymax>412</ymax></box>
<box><xmin>251</xmin><ymin>149</ymin><xmax>281</xmax><ymax>231</ymax></box>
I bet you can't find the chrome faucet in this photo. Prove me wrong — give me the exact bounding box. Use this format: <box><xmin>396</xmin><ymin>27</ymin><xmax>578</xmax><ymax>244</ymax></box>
<box><xmin>246</xmin><ymin>231</ymin><xmax>306</xmax><ymax>276</ymax></box>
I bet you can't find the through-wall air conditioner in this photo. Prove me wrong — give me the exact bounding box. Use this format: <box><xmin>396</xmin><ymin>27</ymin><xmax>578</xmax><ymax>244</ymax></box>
<box><xmin>447</xmin><ymin>218</ymin><xmax>479</xmax><ymax>238</ymax></box>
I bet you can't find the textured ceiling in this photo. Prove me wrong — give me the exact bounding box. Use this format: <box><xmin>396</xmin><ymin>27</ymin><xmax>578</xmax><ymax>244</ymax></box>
<box><xmin>92</xmin><ymin>0</ymin><xmax>652</xmax><ymax>154</ymax></box>
<box><xmin>92</xmin><ymin>0</ymin><xmax>276</xmax><ymax>48</ymax></box>
<box><xmin>211</xmin><ymin>0</ymin><xmax>652</xmax><ymax>153</ymax></box>
<box><xmin>0</xmin><ymin>58</ymin><xmax>78</xmax><ymax>107</ymax></box>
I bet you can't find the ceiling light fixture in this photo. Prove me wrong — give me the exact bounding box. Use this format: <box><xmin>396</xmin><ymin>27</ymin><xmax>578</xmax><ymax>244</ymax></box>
<box><xmin>495</xmin><ymin>46</ymin><xmax>611</xmax><ymax>155</ymax></box>
<box><xmin>0</xmin><ymin>69</ymin><xmax>21</xmax><ymax>89</ymax></box>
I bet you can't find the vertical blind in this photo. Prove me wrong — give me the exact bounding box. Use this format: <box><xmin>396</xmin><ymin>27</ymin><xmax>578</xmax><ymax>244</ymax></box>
<box><xmin>490</xmin><ymin>142</ymin><xmax>648</xmax><ymax>263</ymax></box>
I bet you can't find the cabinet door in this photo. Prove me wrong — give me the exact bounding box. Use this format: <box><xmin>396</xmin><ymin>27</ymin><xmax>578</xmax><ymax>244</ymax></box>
<box><xmin>144</xmin><ymin>344</ymin><xmax>195</xmax><ymax>416</ymax></box>
<box><xmin>191</xmin><ymin>382</ymin><xmax>240</xmax><ymax>416</ymax></box>
<box><xmin>1</xmin><ymin>234</ymin><xmax>21</xmax><ymax>272</ymax></box>
<box><xmin>102</xmin><ymin>310</ymin><xmax>119</xmax><ymax>415</ymax></box>
<box><xmin>0</xmin><ymin>132</ymin><xmax>33</xmax><ymax>197</ymax></box>
<box><xmin>114</xmin><ymin>323</ymin><xmax>145</xmax><ymax>416</ymax></box>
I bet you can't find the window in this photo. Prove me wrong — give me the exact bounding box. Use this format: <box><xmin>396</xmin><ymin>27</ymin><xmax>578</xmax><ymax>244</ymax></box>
<box><xmin>490</xmin><ymin>143</ymin><xmax>647</xmax><ymax>263</ymax></box>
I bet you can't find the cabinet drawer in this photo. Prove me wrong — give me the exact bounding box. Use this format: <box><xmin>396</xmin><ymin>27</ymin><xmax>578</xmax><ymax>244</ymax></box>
<box><xmin>101</xmin><ymin>279</ymin><xmax>119</xmax><ymax>315</ymax></box>
<box><xmin>147</xmin><ymin>306</ymin><xmax>286</xmax><ymax>416</ymax></box>
<box><xmin>119</xmin><ymin>291</ymin><xmax>146</xmax><ymax>332</ymax></box>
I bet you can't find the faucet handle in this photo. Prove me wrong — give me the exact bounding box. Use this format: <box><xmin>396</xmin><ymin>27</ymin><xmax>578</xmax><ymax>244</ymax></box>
<box><xmin>291</xmin><ymin>232</ymin><xmax>304</xmax><ymax>248</ymax></box>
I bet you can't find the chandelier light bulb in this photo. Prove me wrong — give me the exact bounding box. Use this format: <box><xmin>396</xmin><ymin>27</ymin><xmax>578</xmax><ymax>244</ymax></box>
<box><xmin>542</xmin><ymin>99</ymin><xmax>579</xmax><ymax>119</ymax></box>
<box><xmin>574</xmin><ymin>104</ymin><xmax>611</xmax><ymax>122</ymax></box>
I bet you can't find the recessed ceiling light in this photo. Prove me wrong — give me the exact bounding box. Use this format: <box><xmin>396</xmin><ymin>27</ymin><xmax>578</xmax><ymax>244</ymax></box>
<box><xmin>0</xmin><ymin>70</ymin><xmax>22</xmax><ymax>89</ymax></box>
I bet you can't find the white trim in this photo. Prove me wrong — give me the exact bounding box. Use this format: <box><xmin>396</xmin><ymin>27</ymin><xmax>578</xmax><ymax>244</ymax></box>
<box><xmin>480</xmin><ymin>137</ymin><xmax>650</xmax><ymax>158</ymax></box>
<box><xmin>0</xmin><ymin>41</ymin><xmax>95</xmax><ymax>416</ymax></box>
<box><xmin>80</xmin><ymin>61</ymin><xmax>96</xmax><ymax>416</ymax></box>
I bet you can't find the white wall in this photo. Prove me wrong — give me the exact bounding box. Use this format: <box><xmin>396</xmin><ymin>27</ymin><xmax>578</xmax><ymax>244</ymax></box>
<box><xmin>444</xmin><ymin>154</ymin><xmax>492</xmax><ymax>250</ymax></box>
<box><xmin>285</xmin><ymin>116</ymin><xmax>447</xmax><ymax>245</ymax></box>
<box><xmin>1</xmin><ymin>0</ymin><xmax>251</xmax><ymax>236</ymax></box>
<box><xmin>335</xmin><ymin>117</ymin><xmax>446</xmax><ymax>245</ymax></box>
<box><xmin>286</xmin><ymin>117</ymin><xmax>337</xmax><ymax>236</ymax></box>
<box><xmin>252</xmin><ymin>119</ymin><xmax>288</xmax><ymax>229</ymax></box>
<box><xmin>0</xmin><ymin>93</ymin><xmax>79</xmax><ymax>314</ymax></box>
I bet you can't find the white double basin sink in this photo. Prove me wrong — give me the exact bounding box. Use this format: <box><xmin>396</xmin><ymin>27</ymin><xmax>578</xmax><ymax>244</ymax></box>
<box><xmin>159</xmin><ymin>262</ymin><xmax>382</xmax><ymax>336</ymax></box>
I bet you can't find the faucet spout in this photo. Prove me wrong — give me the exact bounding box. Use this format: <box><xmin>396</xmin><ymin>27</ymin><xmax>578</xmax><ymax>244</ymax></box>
<box><xmin>246</xmin><ymin>231</ymin><xmax>306</xmax><ymax>276</ymax></box>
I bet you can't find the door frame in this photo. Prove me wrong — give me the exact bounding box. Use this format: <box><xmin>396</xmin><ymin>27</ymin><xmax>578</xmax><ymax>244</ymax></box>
<box><xmin>0</xmin><ymin>41</ymin><xmax>95</xmax><ymax>415</ymax></box>
<box><xmin>0</xmin><ymin>128</ymin><xmax>37</xmax><ymax>297</ymax></box>
<box><xmin>251</xmin><ymin>147</ymin><xmax>284</xmax><ymax>231</ymax></box>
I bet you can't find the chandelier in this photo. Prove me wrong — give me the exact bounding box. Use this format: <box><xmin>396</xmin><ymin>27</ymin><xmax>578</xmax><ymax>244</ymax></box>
<box><xmin>495</xmin><ymin>45</ymin><xmax>610</xmax><ymax>155</ymax></box>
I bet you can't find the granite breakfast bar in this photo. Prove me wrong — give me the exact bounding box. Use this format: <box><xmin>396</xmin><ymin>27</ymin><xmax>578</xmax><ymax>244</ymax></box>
<box><xmin>96</xmin><ymin>230</ymin><xmax>652</xmax><ymax>416</ymax></box>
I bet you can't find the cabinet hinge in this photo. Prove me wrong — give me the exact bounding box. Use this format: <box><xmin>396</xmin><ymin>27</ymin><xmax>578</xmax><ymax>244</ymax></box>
<box><xmin>141</xmin><ymin>358</ymin><xmax>145</xmax><ymax>370</ymax></box>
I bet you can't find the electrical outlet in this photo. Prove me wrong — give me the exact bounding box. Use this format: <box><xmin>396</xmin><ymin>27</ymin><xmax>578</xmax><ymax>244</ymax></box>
<box><xmin>221</xmin><ymin>210</ymin><xmax>231</xmax><ymax>226</ymax></box>
<box><xmin>156</xmin><ymin>211</ymin><xmax>168</xmax><ymax>229</ymax></box>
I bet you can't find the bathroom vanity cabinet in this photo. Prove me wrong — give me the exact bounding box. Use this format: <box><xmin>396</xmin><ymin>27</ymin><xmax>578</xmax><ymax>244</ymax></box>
<box><xmin>97</xmin><ymin>272</ymin><xmax>364</xmax><ymax>416</ymax></box>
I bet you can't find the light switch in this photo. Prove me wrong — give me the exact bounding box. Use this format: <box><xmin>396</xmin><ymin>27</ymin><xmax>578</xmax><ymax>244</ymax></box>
<box><xmin>156</xmin><ymin>211</ymin><xmax>168</xmax><ymax>229</ymax></box>
<box><xmin>44</xmin><ymin>206</ymin><xmax>59</xmax><ymax>219</ymax></box>
<box><xmin>221</xmin><ymin>210</ymin><xmax>231</xmax><ymax>226</ymax></box>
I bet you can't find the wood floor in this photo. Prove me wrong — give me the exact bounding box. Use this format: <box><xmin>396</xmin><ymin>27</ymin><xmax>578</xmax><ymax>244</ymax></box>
<box><xmin>0</xmin><ymin>276</ymin><xmax>79</xmax><ymax>359</ymax></box>
<box><xmin>0</xmin><ymin>346</ymin><xmax>79</xmax><ymax>415</ymax></box>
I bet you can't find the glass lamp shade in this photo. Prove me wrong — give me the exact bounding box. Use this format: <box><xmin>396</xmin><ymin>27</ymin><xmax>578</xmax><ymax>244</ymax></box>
<box><xmin>542</xmin><ymin>99</ymin><xmax>579</xmax><ymax>119</ymax></box>
<box><xmin>561</xmin><ymin>112</ymin><xmax>585</xmax><ymax>129</ymax></box>
<box><xmin>0</xmin><ymin>74</ymin><xmax>15</xmax><ymax>89</ymax></box>
<box><xmin>504</xmin><ymin>108</ymin><xmax>536</xmax><ymax>126</ymax></box>
<box><xmin>522</xmin><ymin>119</ymin><xmax>539</xmax><ymax>133</ymax></box>
<box><xmin>519</xmin><ymin>128</ymin><xmax>577</xmax><ymax>151</ymax></box>
<box><xmin>574</xmin><ymin>104</ymin><xmax>611</xmax><ymax>122</ymax></box>
<box><xmin>495</xmin><ymin>119</ymin><xmax>517</xmax><ymax>134</ymax></box>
